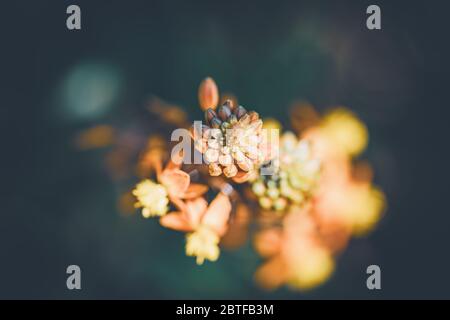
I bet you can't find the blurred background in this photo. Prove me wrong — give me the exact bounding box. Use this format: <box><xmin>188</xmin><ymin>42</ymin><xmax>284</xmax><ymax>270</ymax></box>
<box><xmin>1</xmin><ymin>0</ymin><xmax>450</xmax><ymax>299</ymax></box>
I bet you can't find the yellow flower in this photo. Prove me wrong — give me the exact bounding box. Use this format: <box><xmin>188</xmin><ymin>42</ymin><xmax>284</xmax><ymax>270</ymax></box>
<box><xmin>321</xmin><ymin>108</ymin><xmax>368</xmax><ymax>157</ymax></box>
<box><xmin>185</xmin><ymin>225</ymin><xmax>220</xmax><ymax>265</ymax></box>
<box><xmin>132</xmin><ymin>179</ymin><xmax>169</xmax><ymax>218</ymax></box>
<box><xmin>287</xmin><ymin>246</ymin><xmax>335</xmax><ymax>290</ymax></box>
<box><xmin>254</xmin><ymin>210</ymin><xmax>335</xmax><ymax>291</ymax></box>
<box><xmin>344</xmin><ymin>185</ymin><xmax>386</xmax><ymax>236</ymax></box>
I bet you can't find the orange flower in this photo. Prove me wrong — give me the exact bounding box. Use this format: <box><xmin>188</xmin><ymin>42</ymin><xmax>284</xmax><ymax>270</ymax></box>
<box><xmin>132</xmin><ymin>150</ymin><xmax>208</xmax><ymax>218</ymax></box>
<box><xmin>294</xmin><ymin>108</ymin><xmax>386</xmax><ymax>257</ymax></box>
<box><xmin>304</xmin><ymin>126</ymin><xmax>385</xmax><ymax>237</ymax></box>
<box><xmin>254</xmin><ymin>208</ymin><xmax>335</xmax><ymax>291</ymax></box>
<box><xmin>314</xmin><ymin>177</ymin><xmax>385</xmax><ymax>237</ymax></box>
<box><xmin>152</xmin><ymin>149</ymin><xmax>208</xmax><ymax>203</ymax></box>
<box><xmin>160</xmin><ymin>192</ymin><xmax>232</xmax><ymax>265</ymax></box>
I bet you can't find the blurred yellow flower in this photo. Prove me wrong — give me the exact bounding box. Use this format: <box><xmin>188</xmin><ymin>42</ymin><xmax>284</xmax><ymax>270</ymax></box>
<box><xmin>254</xmin><ymin>209</ymin><xmax>334</xmax><ymax>291</ymax></box>
<box><xmin>342</xmin><ymin>185</ymin><xmax>386</xmax><ymax>236</ymax></box>
<box><xmin>160</xmin><ymin>193</ymin><xmax>232</xmax><ymax>265</ymax></box>
<box><xmin>186</xmin><ymin>225</ymin><xmax>220</xmax><ymax>265</ymax></box>
<box><xmin>321</xmin><ymin>108</ymin><xmax>368</xmax><ymax>157</ymax></box>
<box><xmin>252</xmin><ymin>131</ymin><xmax>321</xmax><ymax>211</ymax></box>
<box><xmin>286</xmin><ymin>244</ymin><xmax>335</xmax><ymax>290</ymax></box>
<box><xmin>132</xmin><ymin>179</ymin><xmax>169</xmax><ymax>218</ymax></box>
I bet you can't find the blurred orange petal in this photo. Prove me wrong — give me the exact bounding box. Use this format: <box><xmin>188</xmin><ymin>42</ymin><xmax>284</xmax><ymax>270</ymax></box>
<box><xmin>254</xmin><ymin>229</ymin><xmax>283</xmax><ymax>258</ymax></box>
<box><xmin>202</xmin><ymin>193</ymin><xmax>232</xmax><ymax>236</ymax></box>
<box><xmin>182</xmin><ymin>183</ymin><xmax>208</xmax><ymax>199</ymax></box>
<box><xmin>232</xmin><ymin>171</ymin><xmax>252</xmax><ymax>184</ymax></box>
<box><xmin>254</xmin><ymin>256</ymin><xmax>287</xmax><ymax>290</ymax></box>
<box><xmin>159</xmin><ymin>169</ymin><xmax>190</xmax><ymax>198</ymax></box>
<box><xmin>185</xmin><ymin>197</ymin><xmax>208</xmax><ymax>227</ymax></box>
<box><xmin>160</xmin><ymin>212</ymin><xmax>193</xmax><ymax>232</ymax></box>
<box><xmin>315</xmin><ymin>216</ymin><xmax>350</xmax><ymax>253</ymax></box>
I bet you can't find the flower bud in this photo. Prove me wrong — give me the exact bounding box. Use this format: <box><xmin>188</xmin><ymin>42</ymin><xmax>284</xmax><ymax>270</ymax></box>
<box><xmin>259</xmin><ymin>197</ymin><xmax>272</xmax><ymax>209</ymax></box>
<box><xmin>234</xmin><ymin>105</ymin><xmax>247</xmax><ymax>119</ymax></box>
<box><xmin>208</xmin><ymin>141</ymin><xmax>220</xmax><ymax>150</ymax></box>
<box><xmin>237</xmin><ymin>157</ymin><xmax>253</xmax><ymax>172</ymax></box>
<box><xmin>205</xmin><ymin>148</ymin><xmax>219</xmax><ymax>163</ymax></box>
<box><xmin>252</xmin><ymin>181</ymin><xmax>266</xmax><ymax>196</ymax></box>
<box><xmin>219</xmin><ymin>153</ymin><xmax>233</xmax><ymax>166</ymax></box>
<box><xmin>210</xmin><ymin>117</ymin><xmax>222</xmax><ymax>129</ymax></box>
<box><xmin>228</xmin><ymin>114</ymin><xmax>238</xmax><ymax>125</ymax></box>
<box><xmin>267</xmin><ymin>187</ymin><xmax>280</xmax><ymax>199</ymax></box>
<box><xmin>221</xmin><ymin>122</ymin><xmax>231</xmax><ymax>131</ymax></box>
<box><xmin>248</xmin><ymin>111</ymin><xmax>260</xmax><ymax>122</ymax></box>
<box><xmin>209</xmin><ymin>163</ymin><xmax>222</xmax><ymax>176</ymax></box>
<box><xmin>194</xmin><ymin>139</ymin><xmax>208</xmax><ymax>153</ymax></box>
<box><xmin>223</xmin><ymin>164</ymin><xmax>238</xmax><ymax>178</ymax></box>
<box><xmin>198</xmin><ymin>77</ymin><xmax>219</xmax><ymax>111</ymax></box>
<box><xmin>221</xmin><ymin>146</ymin><xmax>231</xmax><ymax>155</ymax></box>
<box><xmin>232</xmin><ymin>149</ymin><xmax>246</xmax><ymax>162</ymax></box>
<box><xmin>205</xmin><ymin>108</ymin><xmax>217</xmax><ymax>124</ymax></box>
<box><xmin>217</xmin><ymin>105</ymin><xmax>232</xmax><ymax>121</ymax></box>
<box><xmin>273</xmin><ymin>198</ymin><xmax>287</xmax><ymax>211</ymax></box>
<box><xmin>245</xmin><ymin>145</ymin><xmax>259</xmax><ymax>160</ymax></box>
<box><xmin>222</xmin><ymin>99</ymin><xmax>234</xmax><ymax>110</ymax></box>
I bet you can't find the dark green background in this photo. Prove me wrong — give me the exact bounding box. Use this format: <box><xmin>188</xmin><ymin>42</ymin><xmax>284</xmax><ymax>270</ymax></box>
<box><xmin>2</xmin><ymin>0</ymin><xmax>449</xmax><ymax>299</ymax></box>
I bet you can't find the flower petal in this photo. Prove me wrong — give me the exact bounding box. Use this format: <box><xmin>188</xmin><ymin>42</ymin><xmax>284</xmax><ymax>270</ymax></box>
<box><xmin>232</xmin><ymin>171</ymin><xmax>252</xmax><ymax>184</ymax></box>
<box><xmin>182</xmin><ymin>183</ymin><xmax>208</xmax><ymax>199</ymax></box>
<box><xmin>254</xmin><ymin>228</ymin><xmax>283</xmax><ymax>258</ymax></box>
<box><xmin>159</xmin><ymin>169</ymin><xmax>190</xmax><ymax>198</ymax></box>
<box><xmin>185</xmin><ymin>197</ymin><xmax>208</xmax><ymax>227</ymax></box>
<box><xmin>159</xmin><ymin>212</ymin><xmax>193</xmax><ymax>232</ymax></box>
<box><xmin>165</xmin><ymin>149</ymin><xmax>184</xmax><ymax>171</ymax></box>
<box><xmin>202</xmin><ymin>193</ymin><xmax>232</xmax><ymax>236</ymax></box>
